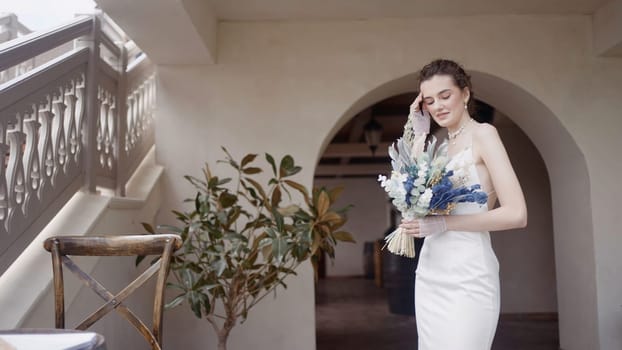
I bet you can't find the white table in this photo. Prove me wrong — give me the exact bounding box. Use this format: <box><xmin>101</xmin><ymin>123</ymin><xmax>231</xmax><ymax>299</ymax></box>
<box><xmin>0</xmin><ymin>329</ymin><xmax>105</xmax><ymax>350</ymax></box>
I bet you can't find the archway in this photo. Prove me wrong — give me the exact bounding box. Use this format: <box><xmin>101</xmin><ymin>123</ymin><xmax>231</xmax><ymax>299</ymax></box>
<box><xmin>314</xmin><ymin>71</ymin><xmax>598</xmax><ymax>349</ymax></box>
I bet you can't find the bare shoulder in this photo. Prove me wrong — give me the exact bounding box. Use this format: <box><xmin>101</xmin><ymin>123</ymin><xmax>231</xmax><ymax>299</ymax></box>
<box><xmin>472</xmin><ymin>122</ymin><xmax>501</xmax><ymax>146</ymax></box>
<box><xmin>470</xmin><ymin>122</ymin><xmax>504</xmax><ymax>164</ymax></box>
<box><xmin>472</xmin><ymin>122</ymin><xmax>498</xmax><ymax>139</ymax></box>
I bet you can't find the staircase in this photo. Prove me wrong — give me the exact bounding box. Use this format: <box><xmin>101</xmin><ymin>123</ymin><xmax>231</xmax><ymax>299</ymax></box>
<box><xmin>0</xmin><ymin>12</ymin><xmax>157</xmax><ymax>276</ymax></box>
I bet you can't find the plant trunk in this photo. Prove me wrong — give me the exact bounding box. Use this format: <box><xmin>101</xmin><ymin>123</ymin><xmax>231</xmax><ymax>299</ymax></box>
<box><xmin>216</xmin><ymin>317</ymin><xmax>235</xmax><ymax>350</ymax></box>
<box><xmin>218</xmin><ymin>335</ymin><xmax>227</xmax><ymax>350</ymax></box>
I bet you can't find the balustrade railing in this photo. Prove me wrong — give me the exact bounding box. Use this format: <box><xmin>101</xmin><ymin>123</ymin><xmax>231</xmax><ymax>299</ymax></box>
<box><xmin>0</xmin><ymin>12</ymin><xmax>156</xmax><ymax>274</ymax></box>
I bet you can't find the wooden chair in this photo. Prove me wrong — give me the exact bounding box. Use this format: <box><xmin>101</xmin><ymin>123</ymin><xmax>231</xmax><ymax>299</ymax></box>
<box><xmin>43</xmin><ymin>234</ymin><xmax>182</xmax><ymax>350</ymax></box>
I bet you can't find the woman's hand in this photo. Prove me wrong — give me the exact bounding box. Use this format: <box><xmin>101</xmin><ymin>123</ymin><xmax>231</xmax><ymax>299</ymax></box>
<box><xmin>409</xmin><ymin>92</ymin><xmax>424</xmax><ymax>115</ymax></box>
<box><xmin>400</xmin><ymin>217</ymin><xmax>447</xmax><ymax>238</ymax></box>
<box><xmin>409</xmin><ymin>92</ymin><xmax>431</xmax><ymax>137</ymax></box>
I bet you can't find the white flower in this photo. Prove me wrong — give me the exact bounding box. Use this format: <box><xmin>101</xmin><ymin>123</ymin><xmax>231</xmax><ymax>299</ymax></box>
<box><xmin>414</xmin><ymin>176</ymin><xmax>426</xmax><ymax>187</ymax></box>
<box><xmin>378</xmin><ymin>174</ymin><xmax>388</xmax><ymax>187</ymax></box>
<box><xmin>416</xmin><ymin>188</ymin><xmax>433</xmax><ymax>208</ymax></box>
<box><xmin>394</xmin><ymin>171</ymin><xmax>408</xmax><ymax>183</ymax></box>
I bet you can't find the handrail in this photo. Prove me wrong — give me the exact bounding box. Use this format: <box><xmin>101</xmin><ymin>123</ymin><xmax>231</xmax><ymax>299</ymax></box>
<box><xmin>0</xmin><ymin>48</ymin><xmax>89</xmax><ymax>111</ymax></box>
<box><xmin>99</xmin><ymin>29</ymin><xmax>122</xmax><ymax>58</ymax></box>
<box><xmin>0</xmin><ymin>16</ymin><xmax>92</xmax><ymax>72</ymax></box>
<box><xmin>101</xmin><ymin>13</ymin><xmax>127</xmax><ymax>43</ymax></box>
<box><xmin>126</xmin><ymin>54</ymin><xmax>153</xmax><ymax>89</ymax></box>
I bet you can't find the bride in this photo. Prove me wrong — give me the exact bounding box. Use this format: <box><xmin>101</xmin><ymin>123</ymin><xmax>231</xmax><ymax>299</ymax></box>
<box><xmin>399</xmin><ymin>59</ymin><xmax>527</xmax><ymax>349</ymax></box>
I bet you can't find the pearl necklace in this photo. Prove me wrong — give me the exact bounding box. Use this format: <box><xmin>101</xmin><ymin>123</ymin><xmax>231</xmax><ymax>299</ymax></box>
<box><xmin>448</xmin><ymin>118</ymin><xmax>473</xmax><ymax>145</ymax></box>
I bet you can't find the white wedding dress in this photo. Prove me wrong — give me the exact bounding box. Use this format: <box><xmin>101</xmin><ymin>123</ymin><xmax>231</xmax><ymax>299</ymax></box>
<box><xmin>414</xmin><ymin>146</ymin><xmax>500</xmax><ymax>349</ymax></box>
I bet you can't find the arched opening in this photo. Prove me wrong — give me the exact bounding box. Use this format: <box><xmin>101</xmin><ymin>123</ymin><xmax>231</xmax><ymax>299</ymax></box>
<box><xmin>313</xmin><ymin>71</ymin><xmax>597</xmax><ymax>349</ymax></box>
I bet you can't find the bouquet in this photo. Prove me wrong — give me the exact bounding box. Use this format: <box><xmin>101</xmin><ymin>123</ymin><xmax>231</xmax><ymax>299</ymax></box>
<box><xmin>377</xmin><ymin>111</ymin><xmax>488</xmax><ymax>258</ymax></box>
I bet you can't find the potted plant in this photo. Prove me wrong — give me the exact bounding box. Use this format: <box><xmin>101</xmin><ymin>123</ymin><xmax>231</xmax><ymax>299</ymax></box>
<box><xmin>142</xmin><ymin>148</ymin><xmax>354</xmax><ymax>350</ymax></box>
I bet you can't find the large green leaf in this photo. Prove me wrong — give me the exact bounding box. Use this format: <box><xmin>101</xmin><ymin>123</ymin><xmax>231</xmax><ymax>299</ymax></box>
<box><xmin>181</xmin><ymin>269</ymin><xmax>195</xmax><ymax>288</ymax></box>
<box><xmin>333</xmin><ymin>231</ymin><xmax>356</xmax><ymax>243</ymax></box>
<box><xmin>165</xmin><ymin>294</ymin><xmax>185</xmax><ymax>309</ymax></box>
<box><xmin>171</xmin><ymin>210</ymin><xmax>188</xmax><ymax>221</ymax></box>
<box><xmin>316</xmin><ymin>191</ymin><xmax>330</xmax><ymax>216</ymax></box>
<box><xmin>284</xmin><ymin>166</ymin><xmax>302</xmax><ymax>177</ymax></box>
<box><xmin>283</xmin><ymin>180</ymin><xmax>310</xmax><ymax>203</ymax></box>
<box><xmin>279</xmin><ymin>155</ymin><xmax>294</xmax><ymax>178</ymax></box>
<box><xmin>310</xmin><ymin>231</ymin><xmax>322</xmax><ymax>255</ymax></box>
<box><xmin>219</xmin><ymin>192</ymin><xmax>238</xmax><ymax>208</ymax></box>
<box><xmin>265</xmin><ymin>228</ymin><xmax>278</xmax><ymax>238</ymax></box>
<box><xmin>227</xmin><ymin>207</ymin><xmax>242</xmax><ymax>227</ymax></box>
<box><xmin>265</xmin><ymin>153</ymin><xmax>277</xmax><ymax>176</ymax></box>
<box><xmin>221</xmin><ymin>147</ymin><xmax>239</xmax><ymax>169</ymax></box>
<box><xmin>261</xmin><ymin>244</ymin><xmax>273</xmax><ymax>261</ymax></box>
<box><xmin>271</xmin><ymin>186</ymin><xmax>282</xmax><ymax>208</ymax></box>
<box><xmin>272</xmin><ymin>208</ymin><xmax>285</xmax><ymax>232</ymax></box>
<box><xmin>207</xmin><ymin>176</ymin><xmax>218</xmax><ymax>191</ymax></box>
<box><xmin>212</xmin><ymin>259</ymin><xmax>227</xmax><ymax>277</ymax></box>
<box><xmin>194</xmin><ymin>192</ymin><xmax>201</xmax><ymax>212</ymax></box>
<box><xmin>245</xmin><ymin>250</ymin><xmax>259</xmax><ymax>268</ymax></box>
<box><xmin>272</xmin><ymin>237</ymin><xmax>288</xmax><ymax>263</ymax></box>
<box><xmin>135</xmin><ymin>255</ymin><xmax>146</xmax><ymax>266</ymax></box>
<box><xmin>320</xmin><ymin>212</ymin><xmax>345</xmax><ymax>229</ymax></box>
<box><xmin>225</xmin><ymin>232</ymin><xmax>249</xmax><ymax>243</ymax></box>
<box><xmin>245</xmin><ymin>177</ymin><xmax>268</xmax><ymax>203</ymax></box>
<box><xmin>188</xmin><ymin>291</ymin><xmax>208</xmax><ymax>318</ymax></box>
<box><xmin>241</xmin><ymin>154</ymin><xmax>257</xmax><ymax>167</ymax></box>
<box><xmin>185</xmin><ymin>175</ymin><xmax>208</xmax><ymax>191</ymax></box>
<box><xmin>142</xmin><ymin>222</ymin><xmax>155</xmax><ymax>234</ymax></box>
<box><xmin>277</xmin><ymin>204</ymin><xmax>300</xmax><ymax>217</ymax></box>
<box><xmin>217</xmin><ymin>178</ymin><xmax>232</xmax><ymax>186</ymax></box>
<box><xmin>328</xmin><ymin>186</ymin><xmax>344</xmax><ymax>202</ymax></box>
<box><xmin>243</xmin><ymin>167</ymin><xmax>262</xmax><ymax>175</ymax></box>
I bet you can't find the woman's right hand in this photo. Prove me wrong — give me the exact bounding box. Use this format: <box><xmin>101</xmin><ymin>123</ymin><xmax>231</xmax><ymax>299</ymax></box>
<box><xmin>409</xmin><ymin>92</ymin><xmax>424</xmax><ymax>116</ymax></box>
<box><xmin>409</xmin><ymin>92</ymin><xmax>430</xmax><ymax>136</ymax></box>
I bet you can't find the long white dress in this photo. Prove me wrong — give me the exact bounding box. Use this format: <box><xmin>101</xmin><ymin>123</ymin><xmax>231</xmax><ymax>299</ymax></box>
<box><xmin>414</xmin><ymin>146</ymin><xmax>500</xmax><ymax>349</ymax></box>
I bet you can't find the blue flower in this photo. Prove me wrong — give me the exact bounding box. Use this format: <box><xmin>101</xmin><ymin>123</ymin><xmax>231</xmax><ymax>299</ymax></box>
<box><xmin>404</xmin><ymin>175</ymin><xmax>415</xmax><ymax>206</ymax></box>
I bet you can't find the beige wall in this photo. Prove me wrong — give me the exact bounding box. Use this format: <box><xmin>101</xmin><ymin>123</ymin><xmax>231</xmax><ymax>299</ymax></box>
<box><xmin>155</xmin><ymin>15</ymin><xmax>622</xmax><ymax>350</ymax></box>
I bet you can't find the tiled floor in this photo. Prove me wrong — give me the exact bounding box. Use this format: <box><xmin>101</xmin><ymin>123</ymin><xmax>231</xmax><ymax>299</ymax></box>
<box><xmin>315</xmin><ymin>277</ymin><xmax>559</xmax><ymax>350</ymax></box>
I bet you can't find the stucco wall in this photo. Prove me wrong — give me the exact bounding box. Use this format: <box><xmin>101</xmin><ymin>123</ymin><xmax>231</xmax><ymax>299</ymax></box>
<box><xmin>155</xmin><ymin>15</ymin><xmax>622</xmax><ymax>350</ymax></box>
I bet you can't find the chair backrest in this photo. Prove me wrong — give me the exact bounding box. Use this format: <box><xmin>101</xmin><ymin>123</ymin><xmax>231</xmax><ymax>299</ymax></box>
<box><xmin>43</xmin><ymin>234</ymin><xmax>182</xmax><ymax>350</ymax></box>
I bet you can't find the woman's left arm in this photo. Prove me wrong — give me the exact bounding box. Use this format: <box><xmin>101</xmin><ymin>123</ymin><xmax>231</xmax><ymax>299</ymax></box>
<box><xmin>444</xmin><ymin>123</ymin><xmax>527</xmax><ymax>232</ymax></box>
